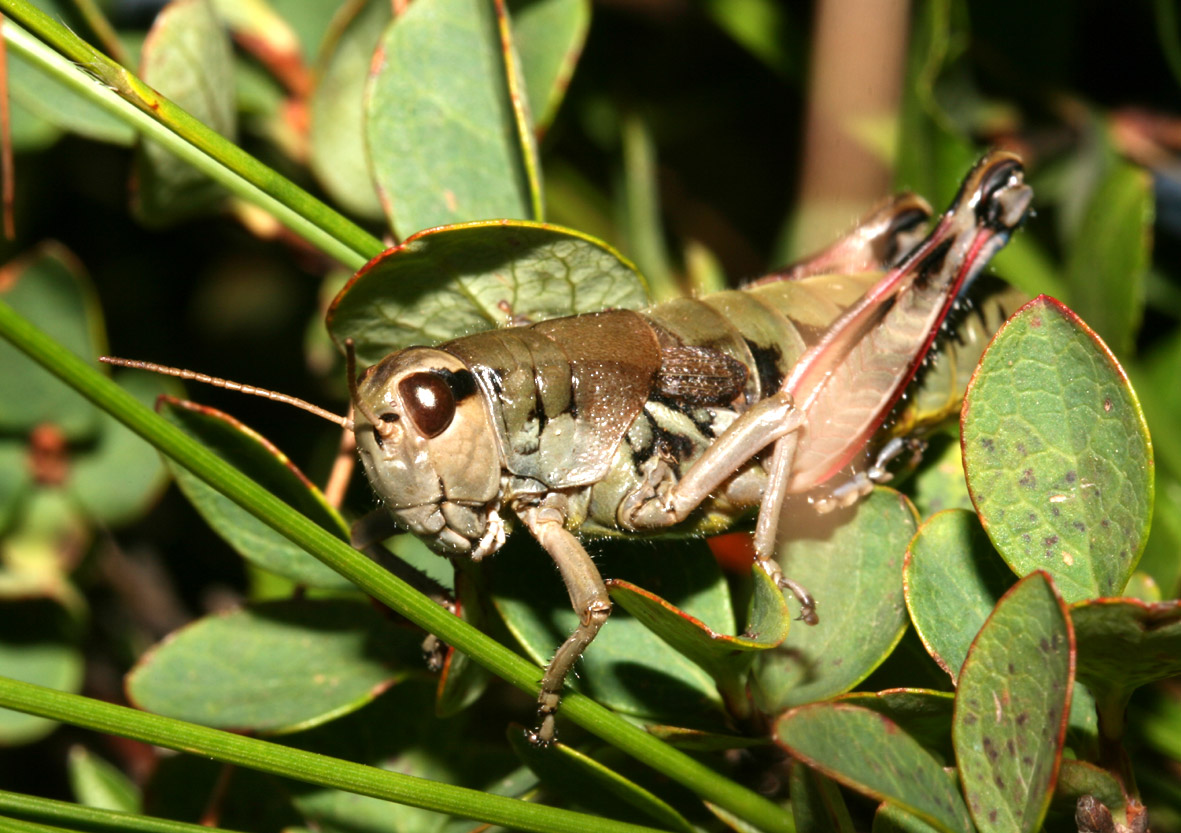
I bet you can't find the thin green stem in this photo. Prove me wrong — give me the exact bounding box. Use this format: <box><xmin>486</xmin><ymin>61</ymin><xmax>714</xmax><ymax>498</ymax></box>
<box><xmin>0</xmin><ymin>677</ymin><xmax>666</xmax><ymax>833</ymax></box>
<box><xmin>0</xmin><ymin>792</ymin><xmax>245</xmax><ymax>833</ymax></box>
<box><xmin>0</xmin><ymin>816</ymin><xmax>68</xmax><ymax>833</ymax></box>
<box><xmin>0</xmin><ymin>300</ymin><xmax>793</xmax><ymax>833</ymax></box>
<box><xmin>0</xmin><ymin>0</ymin><xmax>383</xmax><ymax>268</ymax></box>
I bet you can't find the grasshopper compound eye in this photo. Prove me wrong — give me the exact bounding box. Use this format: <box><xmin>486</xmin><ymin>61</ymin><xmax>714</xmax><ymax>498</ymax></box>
<box><xmin>398</xmin><ymin>372</ymin><xmax>456</xmax><ymax>438</ymax></box>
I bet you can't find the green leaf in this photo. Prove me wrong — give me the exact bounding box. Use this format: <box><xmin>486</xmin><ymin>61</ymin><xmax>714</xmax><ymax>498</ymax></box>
<box><xmin>1050</xmin><ymin>759</ymin><xmax>1124</xmax><ymax>818</ymax></box>
<box><xmin>775</xmin><ymin>703</ymin><xmax>973</xmax><ymax>833</ymax></box>
<box><xmin>286</xmin><ymin>682</ymin><xmax>520</xmax><ymax>833</ymax></box>
<box><xmin>0</xmin><ymin>245</ymin><xmax>105</xmax><ymax>439</ymax></box>
<box><xmin>308</xmin><ymin>0</ymin><xmax>390</xmax><ymax>219</ymax></box>
<box><xmin>1064</xmin><ymin>158</ymin><xmax>1154</xmax><ymax>357</ymax></box>
<box><xmin>267</xmin><ymin>0</ymin><xmax>345</xmax><ymax>60</ymax></box>
<box><xmin>608</xmin><ymin>565</ymin><xmax>789</xmax><ymax>713</ymax></box>
<box><xmin>327</xmin><ymin>221</ymin><xmax>649</xmax><ymax>364</ymax></box>
<box><xmin>952</xmin><ymin>572</ymin><xmax>1073</xmax><ymax>833</ymax></box>
<box><xmin>508</xmin><ymin>0</ymin><xmax>590</xmax><ymax>132</ymax></box>
<box><xmin>1071</xmin><ymin>597</ymin><xmax>1181</xmax><ymax>706</ymax></box>
<box><xmin>904</xmin><ymin>509</ymin><xmax>1015</xmax><ymax>682</ymax></box>
<box><xmin>752</xmin><ymin>488</ymin><xmax>914</xmax><ymax>711</ymax></box>
<box><xmin>488</xmin><ymin>536</ymin><xmax>728</xmax><ymax>727</ymax></box>
<box><xmin>5</xmin><ymin>36</ymin><xmax>135</xmax><ymax>145</ymax></box>
<box><xmin>892</xmin><ymin>0</ymin><xmax>978</xmax><ymax>209</ymax></box>
<box><xmin>873</xmin><ymin>802</ymin><xmax>944</xmax><ymax>833</ymax></box>
<box><xmin>67</xmin><ymin>745</ymin><xmax>141</xmax><ymax>812</ymax></box>
<box><xmin>133</xmin><ymin>0</ymin><xmax>238</xmax><ymax>225</ymax></box>
<box><xmin>158</xmin><ymin>397</ymin><xmax>354</xmax><ymax>590</ymax></box>
<box><xmin>507</xmin><ymin>728</ymin><xmax>695</xmax><ymax>833</ymax></box>
<box><xmin>789</xmin><ymin>761</ymin><xmax>854</xmax><ymax>833</ymax></box>
<box><xmin>962</xmin><ymin>296</ymin><xmax>1154</xmax><ymax>601</ymax></box>
<box><xmin>126</xmin><ymin>599</ymin><xmax>426</xmax><ymax>733</ymax></box>
<box><xmin>365</xmin><ymin>0</ymin><xmax>542</xmax><ymax>237</ymax></box>
<box><xmin>0</xmin><ymin>599</ymin><xmax>83</xmax><ymax>745</ymax></box>
<box><xmin>67</xmin><ymin>370</ymin><xmax>173</xmax><ymax>526</ymax></box>
<box><xmin>832</xmin><ymin>689</ymin><xmax>955</xmax><ymax>765</ymax></box>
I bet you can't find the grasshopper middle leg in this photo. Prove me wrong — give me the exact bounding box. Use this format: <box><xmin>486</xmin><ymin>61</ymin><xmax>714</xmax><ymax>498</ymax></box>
<box><xmin>516</xmin><ymin>500</ymin><xmax>612</xmax><ymax>745</ymax></box>
<box><xmin>618</xmin><ymin>391</ymin><xmax>817</xmax><ymax>623</ymax></box>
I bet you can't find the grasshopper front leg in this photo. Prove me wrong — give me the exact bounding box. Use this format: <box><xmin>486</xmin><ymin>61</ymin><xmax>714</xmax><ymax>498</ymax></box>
<box><xmin>619</xmin><ymin>391</ymin><xmax>817</xmax><ymax>622</ymax></box>
<box><xmin>515</xmin><ymin>499</ymin><xmax>612</xmax><ymax>745</ymax></box>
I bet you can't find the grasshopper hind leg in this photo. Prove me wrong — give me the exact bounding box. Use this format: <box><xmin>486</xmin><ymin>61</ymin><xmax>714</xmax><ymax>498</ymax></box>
<box><xmin>619</xmin><ymin>391</ymin><xmax>819</xmax><ymax>624</ymax></box>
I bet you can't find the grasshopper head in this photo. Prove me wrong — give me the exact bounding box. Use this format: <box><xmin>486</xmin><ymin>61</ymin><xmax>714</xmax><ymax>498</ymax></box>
<box><xmin>352</xmin><ymin>347</ymin><xmax>502</xmax><ymax>557</ymax></box>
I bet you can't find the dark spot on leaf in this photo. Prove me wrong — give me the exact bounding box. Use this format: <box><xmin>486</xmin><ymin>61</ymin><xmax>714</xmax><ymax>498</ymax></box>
<box><xmin>964</xmin><ymin>713</ymin><xmax>978</xmax><ymax>725</ymax></box>
<box><xmin>1008</xmin><ymin>662</ymin><xmax>1016</xmax><ymax>674</ymax></box>
<box><xmin>1019</xmin><ymin>469</ymin><xmax>1037</xmax><ymax>487</ymax></box>
<box><xmin>1074</xmin><ymin>521</ymin><xmax>1086</xmax><ymax>532</ymax></box>
<box><xmin>989</xmin><ymin>810</ymin><xmax>998</xmax><ymax>823</ymax></box>
<box><xmin>1065</xmin><ymin>471</ymin><xmax>1077</xmax><ymax>483</ymax></box>
<box><xmin>1052</xmin><ymin>506</ymin><xmax>1060</xmax><ymax>516</ymax></box>
<box><xmin>1017</xmin><ymin>713</ymin><xmax>1028</xmax><ymax>726</ymax></box>
<box><xmin>1022</xmin><ymin>533</ymin><xmax>1032</xmax><ymax>543</ymax></box>
<box><xmin>1028</xmin><ymin>513</ymin><xmax>1037</xmax><ymax>522</ymax></box>
<box><xmin>1101</xmin><ymin>519</ymin><xmax>1110</xmax><ymax>528</ymax></box>
<box><xmin>983</xmin><ymin>737</ymin><xmax>998</xmax><ymax>761</ymax></box>
<box><xmin>1007</xmin><ymin>739</ymin><xmax>1016</xmax><ymax>755</ymax></box>
<box><xmin>981</xmin><ymin>438</ymin><xmax>995</xmax><ymax>452</ymax></box>
<box><xmin>995</xmin><ymin>775</ymin><xmax>1005</xmax><ymax>789</ymax></box>
<box><xmin>1017</xmin><ymin>442</ymin><xmax>1027</xmax><ymax>455</ymax></box>
<box><xmin>1040</xmin><ymin>637</ymin><xmax>1050</xmax><ymax>653</ymax></box>
<box><xmin>1044</xmin><ymin>535</ymin><xmax>1059</xmax><ymax>547</ymax></box>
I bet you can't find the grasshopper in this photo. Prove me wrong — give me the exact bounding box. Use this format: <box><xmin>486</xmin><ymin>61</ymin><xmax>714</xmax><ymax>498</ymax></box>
<box><xmin>108</xmin><ymin>151</ymin><xmax>1032</xmax><ymax>744</ymax></box>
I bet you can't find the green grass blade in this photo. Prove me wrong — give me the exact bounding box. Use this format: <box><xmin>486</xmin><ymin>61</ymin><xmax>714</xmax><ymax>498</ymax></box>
<box><xmin>0</xmin><ymin>790</ymin><xmax>246</xmax><ymax>833</ymax></box>
<box><xmin>0</xmin><ymin>677</ymin><xmax>666</xmax><ymax>833</ymax></box>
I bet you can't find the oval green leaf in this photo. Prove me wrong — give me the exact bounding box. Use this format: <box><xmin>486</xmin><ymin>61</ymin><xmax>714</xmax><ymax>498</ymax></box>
<box><xmin>904</xmin><ymin>509</ymin><xmax>1015</xmax><ymax>682</ymax></box>
<box><xmin>1065</xmin><ymin>158</ymin><xmax>1153</xmax><ymax>357</ymax></box>
<box><xmin>0</xmin><ymin>599</ymin><xmax>83</xmax><ymax>745</ymax></box>
<box><xmin>68</xmin><ymin>370</ymin><xmax>173</xmax><ymax>526</ymax></box>
<box><xmin>832</xmin><ymin>689</ymin><xmax>955</xmax><ymax>765</ymax></box>
<box><xmin>327</xmin><ymin>221</ymin><xmax>648</xmax><ymax>364</ymax></box>
<box><xmin>775</xmin><ymin>703</ymin><xmax>974</xmax><ymax>833</ymax></box>
<box><xmin>308</xmin><ymin>0</ymin><xmax>390</xmax><ymax>219</ymax></box>
<box><xmin>158</xmin><ymin>397</ymin><xmax>353</xmax><ymax>589</ymax></box>
<box><xmin>953</xmin><ymin>571</ymin><xmax>1073</xmax><ymax>833</ymax></box>
<box><xmin>1071</xmin><ymin>597</ymin><xmax>1181</xmax><ymax>706</ymax></box>
<box><xmin>962</xmin><ymin>296</ymin><xmax>1153</xmax><ymax>601</ymax></box>
<box><xmin>365</xmin><ymin>0</ymin><xmax>542</xmax><ymax>237</ymax></box>
<box><xmin>508</xmin><ymin>0</ymin><xmax>590</xmax><ymax>132</ymax></box>
<box><xmin>753</xmin><ymin>488</ymin><xmax>915</xmax><ymax>711</ymax></box>
<box><xmin>488</xmin><ymin>535</ymin><xmax>728</xmax><ymax>727</ymax></box>
<box><xmin>127</xmin><ymin>599</ymin><xmax>426</xmax><ymax>733</ymax></box>
<box><xmin>507</xmin><ymin>727</ymin><xmax>694</xmax><ymax>833</ymax></box>
<box><xmin>0</xmin><ymin>245</ymin><xmax>105</xmax><ymax>439</ymax></box>
<box><xmin>789</xmin><ymin>761</ymin><xmax>854</xmax><ymax>833</ymax></box>
<box><xmin>133</xmin><ymin>0</ymin><xmax>238</xmax><ymax>226</ymax></box>
<box><xmin>67</xmin><ymin>745</ymin><xmax>141</xmax><ymax>812</ymax></box>
<box><xmin>6</xmin><ymin>38</ymin><xmax>135</xmax><ymax>146</ymax></box>
<box><xmin>608</xmin><ymin>564</ymin><xmax>789</xmax><ymax>713</ymax></box>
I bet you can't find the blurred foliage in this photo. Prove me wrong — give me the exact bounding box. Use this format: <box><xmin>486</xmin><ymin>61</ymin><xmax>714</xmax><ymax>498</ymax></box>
<box><xmin>0</xmin><ymin>0</ymin><xmax>1179</xmax><ymax>831</ymax></box>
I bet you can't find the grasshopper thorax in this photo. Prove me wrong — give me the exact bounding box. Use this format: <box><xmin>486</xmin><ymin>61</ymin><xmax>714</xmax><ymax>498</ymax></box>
<box><xmin>352</xmin><ymin>347</ymin><xmax>503</xmax><ymax>557</ymax></box>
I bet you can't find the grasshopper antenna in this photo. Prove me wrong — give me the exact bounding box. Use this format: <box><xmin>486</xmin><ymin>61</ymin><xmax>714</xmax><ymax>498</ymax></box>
<box><xmin>100</xmin><ymin>356</ymin><xmax>354</xmax><ymax>432</ymax></box>
<box><xmin>344</xmin><ymin>339</ymin><xmax>394</xmax><ymax>439</ymax></box>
